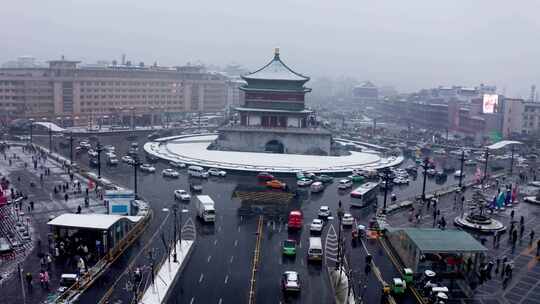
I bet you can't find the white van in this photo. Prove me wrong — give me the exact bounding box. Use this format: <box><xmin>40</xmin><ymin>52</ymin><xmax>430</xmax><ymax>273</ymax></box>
<box><xmin>188</xmin><ymin>165</ymin><xmax>208</xmax><ymax>178</ymax></box>
<box><xmin>307</xmin><ymin>237</ymin><xmax>323</xmax><ymax>262</ymax></box>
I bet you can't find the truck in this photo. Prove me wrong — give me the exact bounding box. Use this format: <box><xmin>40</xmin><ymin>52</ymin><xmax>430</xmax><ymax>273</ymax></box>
<box><xmin>195</xmin><ymin>195</ymin><xmax>216</xmax><ymax>223</ymax></box>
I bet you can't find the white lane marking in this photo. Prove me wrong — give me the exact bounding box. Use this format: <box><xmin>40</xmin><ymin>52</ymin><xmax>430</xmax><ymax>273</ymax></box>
<box><xmin>301</xmin><ymin>259</ymin><xmax>305</xmax><ymax>266</ymax></box>
<box><xmin>214</xmin><ymin>239</ymin><xmax>218</xmax><ymax>245</ymax></box>
<box><xmin>224</xmin><ymin>274</ymin><xmax>229</xmax><ymax>284</ymax></box>
<box><xmin>298</xmin><ymin>241</ymin><xmax>302</xmax><ymax>249</ymax></box>
<box><xmin>272</xmin><ymin>221</ymin><xmax>275</xmax><ymax>230</ymax></box>
<box><xmin>278</xmin><ymin>223</ymin><xmax>282</xmax><ymax>233</ymax></box>
<box><xmin>190</xmin><ymin>297</ymin><xmax>195</xmax><ymax>304</ymax></box>
<box><xmin>218</xmin><ymin>226</ymin><xmax>222</xmax><ymax>232</ymax></box>
<box><xmin>234</xmin><ymin>240</ymin><xmax>238</xmax><ymax>247</ymax></box>
<box><xmin>230</xmin><ymin>256</ymin><xmax>234</xmax><ymax>263</ymax></box>
<box><xmin>207</xmin><ymin>255</ymin><xmax>212</xmax><ymax>263</ymax></box>
<box><xmin>238</xmin><ymin>226</ymin><xmax>241</xmax><ymax>232</ymax></box>
<box><xmin>218</xmin><ymin>298</ymin><xmax>223</xmax><ymax>304</ymax></box>
<box><xmin>199</xmin><ymin>273</ymin><xmax>204</xmax><ymax>283</ymax></box>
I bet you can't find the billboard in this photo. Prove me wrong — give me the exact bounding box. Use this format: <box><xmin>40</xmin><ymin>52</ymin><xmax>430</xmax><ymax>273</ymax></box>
<box><xmin>104</xmin><ymin>190</ymin><xmax>135</xmax><ymax>215</ymax></box>
<box><xmin>483</xmin><ymin>94</ymin><xmax>499</xmax><ymax>114</ymax></box>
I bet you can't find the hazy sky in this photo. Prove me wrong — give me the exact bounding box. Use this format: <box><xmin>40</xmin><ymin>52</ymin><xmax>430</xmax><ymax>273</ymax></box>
<box><xmin>2</xmin><ymin>0</ymin><xmax>540</xmax><ymax>96</ymax></box>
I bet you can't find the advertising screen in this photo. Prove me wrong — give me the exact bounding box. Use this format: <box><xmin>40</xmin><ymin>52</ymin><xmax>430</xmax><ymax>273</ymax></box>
<box><xmin>104</xmin><ymin>190</ymin><xmax>134</xmax><ymax>215</ymax></box>
<box><xmin>483</xmin><ymin>94</ymin><xmax>499</xmax><ymax>114</ymax></box>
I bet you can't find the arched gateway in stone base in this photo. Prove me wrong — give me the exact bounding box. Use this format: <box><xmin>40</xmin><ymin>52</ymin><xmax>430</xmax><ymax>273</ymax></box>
<box><xmin>265</xmin><ymin>139</ymin><xmax>285</xmax><ymax>153</ymax></box>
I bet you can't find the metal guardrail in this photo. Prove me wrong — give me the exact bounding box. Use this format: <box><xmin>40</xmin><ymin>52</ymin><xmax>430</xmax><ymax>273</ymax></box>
<box><xmin>248</xmin><ymin>215</ymin><xmax>263</xmax><ymax>304</ymax></box>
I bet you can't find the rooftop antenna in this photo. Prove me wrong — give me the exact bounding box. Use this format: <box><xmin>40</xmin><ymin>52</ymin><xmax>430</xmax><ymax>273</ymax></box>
<box><xmin>274</xmin><ymin>47</ymin><xmax>280</xmax><ymax>58</ymax></box>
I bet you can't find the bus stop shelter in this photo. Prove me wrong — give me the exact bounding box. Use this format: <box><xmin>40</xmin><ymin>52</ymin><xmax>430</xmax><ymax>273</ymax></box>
<box><xmin>48</xmin><ymin>213</ymin><xmax>142</xmax><ymax>259</ymax></box>
<box><xmin>387</xmin><ymin>228</ymin><xmax>488</xmax><ymax>274</ymax></box>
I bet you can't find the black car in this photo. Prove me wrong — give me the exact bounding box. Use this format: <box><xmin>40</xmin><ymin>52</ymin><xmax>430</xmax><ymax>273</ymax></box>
<box><xmin>190</xmin><ymin>183</ymin><xmax>203</xmax><ymax>192</ymax></box>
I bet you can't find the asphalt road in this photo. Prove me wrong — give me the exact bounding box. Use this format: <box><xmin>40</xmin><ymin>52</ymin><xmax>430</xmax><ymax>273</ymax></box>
<box><xmin>32</xmin><ymin>132</ymin><xmax>488</xmax><ymax>304</ymax></box>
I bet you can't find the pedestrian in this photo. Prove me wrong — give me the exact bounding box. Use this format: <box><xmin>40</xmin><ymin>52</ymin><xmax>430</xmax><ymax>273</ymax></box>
<box><xmin>520</xmin><ymin>224</ymin><xmax>525</xmax><ymax>239</ymax></box>
<box><xmin>64</xmin><ymin>193</ymin><xmax>69</xmax><ymax>202</ymax></box>
<box><xmin>510</xmin><ymin>209</ymin><xmax>515</xmax><ymax>220</ymax></box>
<box><xmin>77</xmin><ymin>205</ymin><xmax>82</xmax><ymax>214</ymax></box>
<box><xmin>537</xmin><ymin>239</ymin><xmax>540</xmax><ymax>256</ymax></box>
<box><xmin>25</xmin><ymin>272</ymin><xmax>32</xmax><ymax>289</ymax></box>
<box><xmin>530</xmin><ymin>230</ymin><xmax>535</xmax><ymax>247</ymax></box>
<box><xmin>495</xmin><ymin>258</ymin><xmax>500</xmax><ymax>274</ymax></box>
<box><xmin>512</xmin><ymin>229</ymin><xmax>518</xmax><ymax>247</ymax></box>
<box><xmin>39</xmin><ymin>270</ymin><xmax>45</xmax><ymax>288</ymax></box>
<box><xmin>520</xmin><ymin>216</ymin><xmax>525</xmax><ymax>227</ymax></box>
<box><xmin>30</xmin><ymin>201</ymin><xmax>34</xmax><ymax>211</ymax></box>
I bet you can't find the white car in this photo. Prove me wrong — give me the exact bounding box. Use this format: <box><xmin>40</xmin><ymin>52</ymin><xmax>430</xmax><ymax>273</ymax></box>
<box><xmin>121</xmin><ymin>155</ymin><xmax>134</xmax><ymax>164</ymax></box>
<box><xmin>107</xmin><ymin>157</ymin><xmax>119</xmax><ymax>166</ymax></box>
<box><xmin>282</xmin><ymin>271</ymin><xmax>300</xmax><ymax>292</ymax></box>
<box><xmin>338</xmin><ymin>179</ymin><xmax>353</xmax><ymax>189</ymax></box>
<box><xmin>104</xmin><ymin>145</ymin><xmax>115</xmax><ymax>152</ymax></box>
<box><xmin>208</xmin><ymin>168</ymin><xmax>226</xmax><ymax>177</ymax></box>
<box><xmin>310</xmin><ymin>219</ymin><xmax>324</xmax><ymax>232</ymax></box>
<box><xmin>174</xmin><ymin>189</ymin><xmax>191</xmax><ymax>201</ymax></box>
<box><xmin>318</xmin><ymin>206</ymin><xmax>331</xmax><ymax>218</ymax></box>
<box><xmin>105</xmin><ymin>151</ymin><xmax>116</xmax><ymax>158</ymax></box>
<box><xmin>162</xmin><ymin>168</ymin><xmax>179</xmax><ymax>178</ymax></box>
<box><xmin>169</xmin><ymin>161</ymin><xmax>186</xmax><ymax>168</ymax></box>
<box><xmin>342</xmin><ymin>213</ymin><xmax>354</xmax><ymax>226</ymax></box>
<box><xmin>454</xmin><ymin>170</ymin><xmax>465</xmax><ymax>178</ymax></box>
<box><xmin>297</xmin><ymin>178</ymin><xmax>313</xmax><ymax>187</ymax></box>
<box><xmin>140</xmin><ymin>164</ymin><xmax>156</xmax><ymax>173</ymax></box>
<box><xmin>393</xmin><ymin>177</ymin><xmax>410</xmax><ymax>185</ymax></box>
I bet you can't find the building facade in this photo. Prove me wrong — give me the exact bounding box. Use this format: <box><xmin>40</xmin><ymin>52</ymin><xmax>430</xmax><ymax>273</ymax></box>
<box><xmin>0</xmin><ymin>57</ymin><xmax>233</xmax><ymax>126</ymax></box>
<box><xmin>216</xmin><ymin>49</ymin><xmax>332</xmax><ymax>155</ymax></box>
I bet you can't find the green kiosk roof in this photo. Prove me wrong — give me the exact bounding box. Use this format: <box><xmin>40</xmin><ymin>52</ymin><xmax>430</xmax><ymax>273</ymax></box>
<box><xmin>402</xmin><ymin>228</ymin><xmax>487</xmax><ymax>253</ymax></box>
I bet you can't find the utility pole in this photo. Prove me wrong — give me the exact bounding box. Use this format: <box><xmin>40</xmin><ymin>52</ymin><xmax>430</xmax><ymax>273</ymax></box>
<box><xmin>483</xmin><ymin>148</ymin><xmax>490</xmax><ymax>185</ymax></box>
<box><xmin>18</xmin><ymin>263</ymin><xmax>26</xmax><ymax>304</ymax></box>
<box><xmin>458</xmin><ymin>150</ymin><xmax>465</xmax><ymax>188</ymax></box>
<box><xmin>96</xmin><ymin>142</ymin><xmax>103</xmax><ymax>179</ymax></box>
<box><xmin>421</xmin><ymin>158</ymin><xmax>429</xmax><ymax>201</ymax></box>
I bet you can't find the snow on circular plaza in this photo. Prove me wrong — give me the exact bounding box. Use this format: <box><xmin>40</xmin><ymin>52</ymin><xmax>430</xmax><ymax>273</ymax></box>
<box><xmin>144</xmin><ymin>134</ymin><xmax>403</xmax><ymax>174</ymax></box>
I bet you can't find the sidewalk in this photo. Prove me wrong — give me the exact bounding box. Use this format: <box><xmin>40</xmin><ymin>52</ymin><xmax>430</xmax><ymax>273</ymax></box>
<box><xmin>0</xmin><ymin>144</ymin><xmax>107</xmax><ymax>304</ymax></box>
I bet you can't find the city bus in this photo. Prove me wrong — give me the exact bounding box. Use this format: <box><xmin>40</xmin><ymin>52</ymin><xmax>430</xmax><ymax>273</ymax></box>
<box><xmin>350</xmin><ymin>182</ymin><xmax>379</xmax><ymax>207</ymax></box>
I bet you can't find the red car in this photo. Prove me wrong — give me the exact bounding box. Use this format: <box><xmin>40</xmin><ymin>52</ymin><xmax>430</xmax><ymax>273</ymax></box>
<box><xmin>257</xmin><ymin>172</ymin><xmax>274</xmax><ymax>181</ymax></box>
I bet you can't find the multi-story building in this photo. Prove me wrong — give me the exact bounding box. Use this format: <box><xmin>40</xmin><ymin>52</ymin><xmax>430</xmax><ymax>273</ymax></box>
<box><xmin>521</xmin><ymin>102</ymin><xmax>540</xmax><ymax>135</ymax></box>
<box><xmin>0</xmin><ymin>57</ymin><xmax>233</xmax><ymax>126</ymax></box>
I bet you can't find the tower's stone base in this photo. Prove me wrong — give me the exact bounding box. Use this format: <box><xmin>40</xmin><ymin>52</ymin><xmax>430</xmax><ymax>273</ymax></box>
<box><xmin>214</xmin><ymin>129</ymin><xmax>332</xmax><ymax>155</ymax></box>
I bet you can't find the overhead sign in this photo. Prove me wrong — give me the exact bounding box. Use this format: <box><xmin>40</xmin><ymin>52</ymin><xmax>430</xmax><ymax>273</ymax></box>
<box><xmin>104</xmin><ymin>190</ymin><xmax>135</xmax><ymax>215</ymax></box>
<box><xmin>482</xmin><ymin>94</ymin><xmax>499</xmax><ymax>114</ymax></box>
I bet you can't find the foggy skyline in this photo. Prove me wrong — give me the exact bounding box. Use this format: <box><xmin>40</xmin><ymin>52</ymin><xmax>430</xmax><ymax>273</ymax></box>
<box><xmin>2</xmin><ymin>0</ymin><xmax>540</xmax><ymax>96</ymax></box>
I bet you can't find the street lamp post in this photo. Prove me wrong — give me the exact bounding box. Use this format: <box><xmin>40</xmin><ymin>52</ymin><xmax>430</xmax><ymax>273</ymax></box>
<box><xmin>336</xmin><ymin>200</ymin><xmax>344</xmax><ymax>270</ymax></box>
<box><xmin>130</xmin><ymin>156</ymin><xmax>141</xmax><ymax>199</ymax></box>
<box><xmin>458</xmin><ymin>150</ymin><xmax>465</xmax><ymax>188</ymax></box>
<box><xmin>381</xmin><ymin>169</ymin><xmax>392</xmax><ymax>214</ymax></box>
<box><xmin>48</xmin><ymin>125</ymin><xmax>53</xmax><ymax>152</ymax></box>
<box><xmin>482</xmin><ymin>148</ymin><xmax>490</xmax><ymax>185</ymax></box>
<box><xmin>96</xmin><ymin>142</ymin><xmax>103</xmax><ymax>179</ymax></box>
<box><xmin>172</xmin><ymin>204</ymin><xmax>178</xmax><ymax>262</ymax></box>
<box><xmin>69</xmin><ymin>132</ymin><xmax>74</xmax><ymax>166</ymax></box>
<box><xmin>28</xmin><ymin>119</ymin><xmax>34</xmax><ymax>144</ymax></box>
<box><xmin>421</xmin><ymin>158</ymin><xmax>429</xmax><ymax>201</ymax></box>
<box><xmin>509</xmin><ymin>145</ymin><xmax>515</xmax><ymax>176</ymax></box>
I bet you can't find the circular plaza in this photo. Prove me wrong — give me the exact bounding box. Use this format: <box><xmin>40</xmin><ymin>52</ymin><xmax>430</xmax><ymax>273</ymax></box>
<box><xmin>143</xmin><ymin>134</ymin><xmax>403</xmax><ymax>173</ymax></box>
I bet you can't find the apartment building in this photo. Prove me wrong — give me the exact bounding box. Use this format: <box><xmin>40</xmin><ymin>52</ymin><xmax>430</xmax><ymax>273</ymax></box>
<box><xmin>0</xmin><ymin>58</ymin><xmax>232</xmax><ymax>126</ymax></box>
